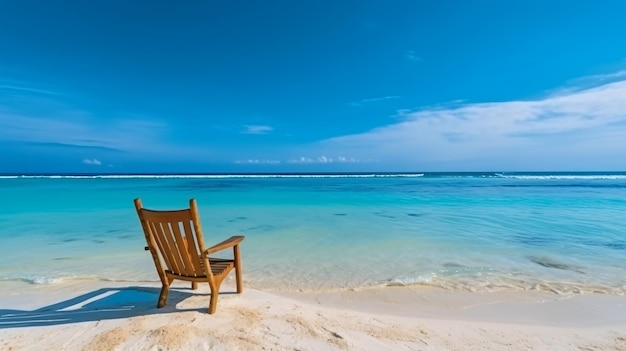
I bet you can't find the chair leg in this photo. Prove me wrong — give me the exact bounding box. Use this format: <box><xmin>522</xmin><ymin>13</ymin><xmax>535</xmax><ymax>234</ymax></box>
<box><xmin>157</xmin><ymin>279</ymin><xmax>172</xmax><ymax>308</ymax></box>
<box><xmin>234</xmin><ymin>245</ymin><xmax>243</xmax><ymax>294</ymax></box>
<box><xmin>208</xmin><ymin>284</ymin><xmax>218</xmax><ymax>314</ymax></box>
<box><xmin>191</xmin><ymin>282</ymin><xmax>198</xmax><ymax>290</ymax></box>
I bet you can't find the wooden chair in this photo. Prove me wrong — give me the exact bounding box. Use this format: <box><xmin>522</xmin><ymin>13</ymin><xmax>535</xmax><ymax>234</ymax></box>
<box><xmin>134</xmin><ymin>198</ymin><xmax>244</xmax><ymax>314</ymax></box>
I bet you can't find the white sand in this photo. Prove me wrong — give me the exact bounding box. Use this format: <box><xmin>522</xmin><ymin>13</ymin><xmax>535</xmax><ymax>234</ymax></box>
<box><xmin>1</xmin><ymin>280</ymin><xmax>625</xmax><ymax>350</ymax></box>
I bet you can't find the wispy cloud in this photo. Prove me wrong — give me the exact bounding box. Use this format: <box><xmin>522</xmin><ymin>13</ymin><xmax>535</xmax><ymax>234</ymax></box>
<box><xmin>0</xmin><ymin>78</ymin><xmax>193</xmax><ymax>158</ymax></box>
<box><xmin>350</xmin><ymin>96</ymin><xmax>401</xmax><ymax>107</ymax></box>
<box><xmin>406</xmin><ymin>50</ymin><xmax>421</xmax><ymax>62</ymax></box>
<box><xmin>0</xmin><ymin>84</ymin><xmax>57</xmax><ymax>96</ymax></box>
<box><xmin>319</xmin><ymin>76</ymin><xmax>626</xmax><ymax>170</ymax></box>
<box><xmin>0</xmin><ymin>111</ymin><xmax>169</xmax><ymax>152</ymax></box>
<box><xmin>82</xmin><ymin>158</ymin><xmax>102</xmax><ymax>165</ymax></box>
<box><xmin>241</xmin><ymin>125</ymin><xmax>274</xmax><ymax>135</ymax></box>
<box><xmin>25</xmin><ymin>142</ymin><xmax>123</xmax><ymax>152</ymax></box>
<box><xmin>234</xmin><ymin>159</ymin><xmax>281</xmax><ymax>164</ymax></box>
<box><xmin>546</xmin><ymin>70</ymin><xmax>626</xmax><ymax>97</ymax></box>
<box><xmin>0</xmin><ymin>78</ymin><xmax>238</xmax><ymax>167</ymax></box>
<box><xmin>287</xmin><ymin>156</ymin><xmax>370</xmax><ymax>164</ymax></box>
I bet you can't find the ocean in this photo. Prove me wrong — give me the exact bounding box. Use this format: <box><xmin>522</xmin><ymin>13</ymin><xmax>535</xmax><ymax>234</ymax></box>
<box><xmin>1</xmin><ymin>172</ymin><xmax>625</xmax><ymax>294</ymax></box>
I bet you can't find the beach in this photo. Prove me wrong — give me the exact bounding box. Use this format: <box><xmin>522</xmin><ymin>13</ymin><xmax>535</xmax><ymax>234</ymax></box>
<box><xmin>1</xmin><ymin>173</ymin><xmax>625</xmax><ymax>349</ymax></box>
<box><xmin>3</xmin><ymin>0</ymin><xmax>626</xmax><ymax>348</ymax></box>
<box><xmin>1</xmin><ymin>280</ymin><xmax>626</xmax><ymax>350</ymax></box>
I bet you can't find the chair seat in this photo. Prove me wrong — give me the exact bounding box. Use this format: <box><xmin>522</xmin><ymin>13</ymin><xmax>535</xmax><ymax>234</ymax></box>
<box><xmin>206</xmin><ymin>258</ymin><xmax>236</xmax><ymax>277</ymax></box>
<box><xmin>165</xmin><ymin>258</ymin><xmax>235</xmax><ymax>279</ymax></box>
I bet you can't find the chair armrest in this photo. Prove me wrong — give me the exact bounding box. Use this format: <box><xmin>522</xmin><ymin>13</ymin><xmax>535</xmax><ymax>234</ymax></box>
<box><xmin>204</xmin><ymin>235</ymin><xmax>245</xmax><ymax>255</ymax></box>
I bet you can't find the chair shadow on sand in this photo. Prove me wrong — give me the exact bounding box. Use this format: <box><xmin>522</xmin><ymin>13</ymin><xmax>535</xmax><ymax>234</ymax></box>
<box><xmin>0</xmin><ymin>286</ymin><xmax>238</xmax><ymax>329</ymax></box>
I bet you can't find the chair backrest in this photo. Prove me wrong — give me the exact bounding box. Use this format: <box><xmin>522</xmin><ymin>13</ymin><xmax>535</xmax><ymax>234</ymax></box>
<box><xmin>134</xmin><ymin>198</ymin><xmax>212</xmax><ymax>279</ymax></box>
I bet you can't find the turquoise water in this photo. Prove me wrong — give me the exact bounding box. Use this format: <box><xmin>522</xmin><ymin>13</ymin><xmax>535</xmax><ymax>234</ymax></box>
<box><xmin>1</xmin><ymin>172</ymin><xmax>625</xmax><ymax>294</ymax></box>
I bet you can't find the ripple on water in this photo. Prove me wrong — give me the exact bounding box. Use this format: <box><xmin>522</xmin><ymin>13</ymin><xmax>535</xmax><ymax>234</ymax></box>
<box><xmin>527</xmin><ymin>255</ymin><xmax>586</xmax><ymax>274</ymax></box>
<box><xmin>247</xmin><ymin>224</ymin><xmax>276</xmax><ymax>232</ymax></box>
<box><xmin>407</xmin><ymin>213</ymin><xmax>424</xmax><ymax>217</ymax></box>
<box><xmin>374</xmin><ymin>212</ymin><xmax>396</xmax><ymax>219</ymax></box>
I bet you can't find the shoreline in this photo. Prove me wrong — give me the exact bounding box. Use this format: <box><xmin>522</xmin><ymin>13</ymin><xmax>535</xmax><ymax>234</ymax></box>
<box><xmin>1</xmin><ymin>281</ymin><xmax>625</xmax><ymax>350</ymax></box>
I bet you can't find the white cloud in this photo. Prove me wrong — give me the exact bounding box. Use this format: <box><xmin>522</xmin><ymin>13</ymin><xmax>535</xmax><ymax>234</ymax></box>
<box><xmin>319</xmin><ymin>78</ymin><xmax>626</xmax><ymax>170</ymax></box>
<box><xmin>242</xmin><ymin>125</ymin><xmax>273</xmax><ymax>135</ymax></box>
<box><xmin>287</xmin><ymin>156</ymin><xmax>368</xmax><ymax>164</ymax></box>
<box><xmin>234</xmin><ymin>159</ymin><xmax>281</xmax><ymax>164</ymax></box>
<box><xmin>82</xmin><ymin>158</ymin><xmax>102</xmax><ymax>165</ymax></box>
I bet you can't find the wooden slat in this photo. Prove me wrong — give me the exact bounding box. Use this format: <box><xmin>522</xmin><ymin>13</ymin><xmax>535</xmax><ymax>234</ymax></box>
<box><xmin>209</xmin><ymin>258</ymin><xmax>234</xmax><ymax>277</ymax></box>
<box><xmin>171</xmin><ymin>221</ymin><xmax>195</xmax><ymax>276</ymax></box>
<box><xmin>154</xmin><ymin>221</ymin><xmax>183</xmax><ymax>274</ymax></box>
<box><xmin>148</xmin><ymin>221</ymin><xmax>174</xmax><ymax>271</ymax></box>
<box><xmin>166</xmin><ymin>260</ymin><xmax>234</xmax><ymax>279</ymax></box>
<box><xmin>154</xmin><ymin>221</ymin><xmax>179</xmax><ymax>273</ymax></box>
<box><xmin>183</xmin><ymin>220</ymin><xmax>203</xmax><ymax>276</ymax></box>
<box><xmin>141</xmin><ymin>209</ymin><xmax>192</xmax><ymax>223</ymax></box>
<box><xmin>161</xmin><ymin>222</ymin><xmax>185</xmax><ymax>275</ymax></box>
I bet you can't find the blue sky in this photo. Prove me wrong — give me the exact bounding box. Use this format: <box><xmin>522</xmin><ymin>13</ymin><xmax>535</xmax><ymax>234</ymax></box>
<box><xmin>1</xmin><ymin>1</ymin><xmax>626</xmax><ymax>173</ymax></box>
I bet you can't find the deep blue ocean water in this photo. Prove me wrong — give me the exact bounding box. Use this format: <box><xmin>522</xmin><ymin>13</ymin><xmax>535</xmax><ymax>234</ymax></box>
<box><xmin>1</xmin><ymin>172</ymin><xmax>625</xmax><ymax>294</ymax></box>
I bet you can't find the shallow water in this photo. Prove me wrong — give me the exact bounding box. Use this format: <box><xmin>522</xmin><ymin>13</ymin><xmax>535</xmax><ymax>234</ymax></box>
<box><xmin>1</xmin><ymin>172</ymin><xmax>625</xmax><ymax>294</ymax></box>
